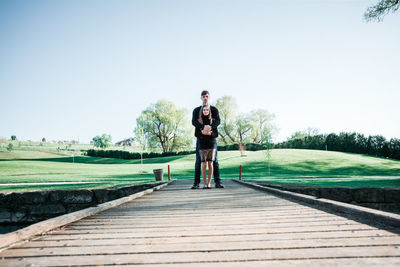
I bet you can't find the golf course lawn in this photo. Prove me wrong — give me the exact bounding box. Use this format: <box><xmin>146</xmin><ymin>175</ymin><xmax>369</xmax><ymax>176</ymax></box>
<box><xmin>0</xmin><ymin>149</ymin><xmax>399</xmax><ymax>192</ymax></box>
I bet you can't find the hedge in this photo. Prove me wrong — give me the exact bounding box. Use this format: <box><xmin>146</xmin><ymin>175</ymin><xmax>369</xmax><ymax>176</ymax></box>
<box><xmin>86</xmin><ymin>142</ymin><xmax>267</xmax><ymax>159</ymax></box>
<box><xmin>275</xmin><ymin>132</ymin><xmax>400</xmax><ymax>160</ymax></box>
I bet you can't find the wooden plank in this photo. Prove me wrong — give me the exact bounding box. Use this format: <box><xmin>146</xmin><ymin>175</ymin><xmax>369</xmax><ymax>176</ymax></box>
<box><xmin>3</xmin><ymin>236</ymin><xmax>400</xmax><ymax>257</ymax></box>
<box><xmin>53</xmin><ymin>221</ymin><xmax>362</xmax><ymax>234</ymax></box>
<box><xmin>75</xmin><ymin>214</ymin><xmax>347</xmax><ymax>224</ymax></box>
<box><xmin>41</xmin><ymin>224</ymin><xmax>379</xmax><ymax>240</ymax></box>
<box><xmin>1</xmin><ymin>247</ymin><xmax>400</xmax><ymax>266</ymax></box>
<box><xmin>19</xmin><ymin>231</ymin><xmax>399</xmax><ymax>248</ymax></box>
<box><xmin>120</xmin><ymin>257</ymin><xmax>400</xmax><ymax>267</ymax></box>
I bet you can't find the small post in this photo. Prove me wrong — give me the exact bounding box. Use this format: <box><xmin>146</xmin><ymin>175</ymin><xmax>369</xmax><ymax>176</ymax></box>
<box><xmin>239</xmin><ymin>165</ymin><xmax>242</xmax><ymax>180</ymax></box>
<box><xmin>168</xmin><ymin>165</ymin><xmax>171</xmax><ymax>181</ymax></box>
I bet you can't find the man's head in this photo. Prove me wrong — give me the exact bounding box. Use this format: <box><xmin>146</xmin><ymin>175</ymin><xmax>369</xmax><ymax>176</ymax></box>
<box><xmin>201</xmin><ymin>90</ymin><xmax>210</xmax><ymax>105</ymax></box>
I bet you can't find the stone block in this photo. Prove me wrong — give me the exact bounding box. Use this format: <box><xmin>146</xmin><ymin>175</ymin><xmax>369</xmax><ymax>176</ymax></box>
<box><xmin>0</xmin><ymin>210</ymin><xmax>11</xmax><ymax>223</ymax></box>
<box><xmin>19</xmin><ymin>191</ymin><xmax>48</xmax><ymax>204</ymax></box>
<box><xmin>49</xmin><ymin>190</ymin><xmax>64</xmax><ymax>202</ymax></box>
<box><xmin>0</xmin><ymin>193</ymin><xmax>6</xmax><ymax>207</ymax></box>
<box><xmin>50</xmin><ymin>190</ymin><xmax>93</xmax><ymax>204</ymax></box>
<box><xmin>10</xmin><ymin>211</ymin><xmax>26</xmax><ymax>223</ymax></box>
<box><xmin>28</xmin><ymin>204</ymin><xmax>66</xmax><ymax>215</ymax></box>
<box><xmin>64</xmin><ymin>190</ymin><xmax>93</xmax><ymax>204</ymax></box>
<box><xmin>108</xmin><ymin>189</ymin><xmax>122</xmax><ymax>201</ymax></box>
<box><xmin>353</xmin><ymin>188</ymin><xmax>385</xmax><ymax>203</ymax></box>
<box><xmin>4</xmin><ymin>193</ymin><xmax>23</xmax><ymax>207</ymax></box>
<box><xmin>319</xmin><ymin>188</ymin><xmax>353</xmax><ymax>203</ymax></box>
<box><xmin>384</xmin><ymin>189</ymin><xmax>400</xmax><ymax>203</ymax></box>
<box><xmin>93</xmin><ymin>189</ymin><xmax>111</xmax><ymax>203</ymax></box>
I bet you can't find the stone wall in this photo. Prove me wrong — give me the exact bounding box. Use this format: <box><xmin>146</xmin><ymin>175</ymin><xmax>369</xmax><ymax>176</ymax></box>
<box><xmin>0</xmin><ymin>183</ymin><xmax>164</xmax><ymax>224</ymax></box>
<box><xmin>260</xmin><ymin>185</ymin><xmax>400</xmax><ymax>214</ymax></box>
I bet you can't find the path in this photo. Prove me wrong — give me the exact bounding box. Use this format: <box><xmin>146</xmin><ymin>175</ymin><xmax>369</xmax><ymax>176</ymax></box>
<box><xmin>1</xmin><ymin>179</ymin><xmax>399</xmax><ymax>266</ymax></box>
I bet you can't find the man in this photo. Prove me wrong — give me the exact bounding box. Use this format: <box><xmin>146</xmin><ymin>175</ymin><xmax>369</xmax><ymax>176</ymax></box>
<box><xmin>191</xmin><ymin>90</ymin><xmax>224</xmax><ymax>189</ymax></box>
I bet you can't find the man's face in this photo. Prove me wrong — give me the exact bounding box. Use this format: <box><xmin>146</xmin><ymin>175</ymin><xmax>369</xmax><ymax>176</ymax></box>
<box><xmin>201</xmin><ymin>94</ymin><xmax>209</xmax><ymax>105</ymax></box>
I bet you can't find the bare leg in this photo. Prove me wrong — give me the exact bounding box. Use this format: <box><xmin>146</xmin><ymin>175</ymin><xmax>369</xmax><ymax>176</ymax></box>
<box><xmin>207</xmin><ymin>161</ymin><xmax>213</xmax><ymax>188</ymax></box>
<box><xmin>202</xmin><ymin>162</ymin><xmax>207</xmax><ymax>187</ymax></box>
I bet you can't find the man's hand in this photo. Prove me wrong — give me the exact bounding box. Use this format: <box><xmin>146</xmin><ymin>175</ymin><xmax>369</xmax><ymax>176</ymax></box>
<box><xmin>201</xmin><ymin>128</ymin><xmax>212</xmax><ymax>135</ymax></box>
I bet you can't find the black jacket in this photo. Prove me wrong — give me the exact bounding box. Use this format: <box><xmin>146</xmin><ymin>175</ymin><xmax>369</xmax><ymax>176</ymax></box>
<box><xmin>194</xmin><ymin>116</ymin><xmax>219</xmax><ymax>138</ymax></box>
<box><xmin>192</xmin><ymin>105</ymin><xmax>220</xmax><ymax>138</ymax></box>
<box><xmin>197</xmin><ymin>116</ymin><xmax>218</xmax><ymax>149</ymax></box>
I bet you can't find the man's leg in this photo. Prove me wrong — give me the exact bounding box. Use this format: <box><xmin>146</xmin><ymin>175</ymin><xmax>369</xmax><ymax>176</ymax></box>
<box><xmin>213</xmin><ymin>141</ymin><xmax>223</xmax><ymax>188</ymax></box>
<box><xmin>192</xmin><ymin>139</ymin><xmax>201</xmax><ymax>189</ymax></box>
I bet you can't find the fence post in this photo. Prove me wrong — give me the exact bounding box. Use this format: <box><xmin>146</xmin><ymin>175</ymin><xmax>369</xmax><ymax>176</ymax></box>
<box><xmin>239</xmin><ymin>165</ymin><xmax>242</xmax><ymax>180</ymax></box>
<box><xmin>168</xmin><ymin>165</ymin><xmax>171</xmax><ymax>181</ymax></box>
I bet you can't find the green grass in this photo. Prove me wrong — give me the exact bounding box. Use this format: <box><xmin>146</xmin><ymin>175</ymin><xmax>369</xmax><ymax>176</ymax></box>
<box><xmin>1</xmin><ymin>148</ymin><xmax>400</xmax><ymax>192</ymax></box>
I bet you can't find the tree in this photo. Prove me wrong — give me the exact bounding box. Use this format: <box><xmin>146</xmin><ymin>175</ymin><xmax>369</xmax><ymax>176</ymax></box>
<box><xmin>42</xmin><ymin>138</ymin><xmax>46</xmax><ymax>143</ymax></box>
<box><xmin>92</xmin><ymin>134</ymin><xmax>112</xmax><ymax>149</ymax></box>
<box><xmin>134</xmin><ymin>99</ymin><xmax>192</xmax><ymax>153</ymax></box>
<box><xmin>7</xmin><ymin>143</ymin><xmax>13</xmax><ymax>151</ymax></box>
<box><xmin>235</xmin><ymin>113</ymin><xmax>253</xmax><ymax>145</ymax></box>
<box><xmin>364</xmin><ymin>0</ymin><xmax>399</xmax><ymax>22</ymax></box>
<box><xmin>249</xmin><ymin>109</ymin><xmax>275</xmax><ymax>144</ymax></box>
<box><xmin>11</xmin><ymin>135</ymin><xmax>16</xmax><ymax>141</ymax></box>
<box><xmin>215</xmin><ymin>96</ymin><xmax>276</xmax><ymax>146</ymax></box>
<box><xmin>215</xmin><ymin>96</ymin><xmax>238</xmax><ymax>145</ymax></box>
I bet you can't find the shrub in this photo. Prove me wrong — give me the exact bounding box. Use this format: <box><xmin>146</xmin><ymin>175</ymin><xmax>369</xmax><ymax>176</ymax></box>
<box><xmin>7</xmin><ymin>143</ymin><xmax>13</xmax><ymax>151</ymax></box>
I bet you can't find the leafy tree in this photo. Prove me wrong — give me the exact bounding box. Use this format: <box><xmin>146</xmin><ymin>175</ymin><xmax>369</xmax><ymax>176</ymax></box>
<box><xmin>92</xmin><ymin>134</ymin><xmax>112</xmax><ymax>149</ymax></box>
<box><xmin>215</xmin><ymin>95</ymin><xmax>238</xmax><ymax>145</ymax></box>
<box><xmin>235</xmin><ymin>113</ymin><xmax>253</xmax><ymax>145</ymax></box>
<box><xmin>11</xmin><ymin>135</ymin><xmax>16</xmax><ymax>141</ymax></box>
<box><xmin>42</xmin><ymin>138</ymin><xmax>46</xmax><ymax>142</ymax></box>
<box><xmin>289</xmin><ymin>131</ymin><xmax>308</xmax><ymax>141</ymax></box>
<box><xmin>215</xmin><ymin>96</ymin><xmax>276</xmax><ymax>146</ymax></box>
<box><xmin>134</xmin><ymin>99</ymin><xmax>192</xmax><ymax>153</ymax></box>
<box><xmin>364</xmin><ymin>0</ymin><xmax>399</xmax><ymax>22</ymax></box>
<box><xmin>249</xmin><ymin>109</ymin><xmax>275</xmax><ymax>144</ymax></box>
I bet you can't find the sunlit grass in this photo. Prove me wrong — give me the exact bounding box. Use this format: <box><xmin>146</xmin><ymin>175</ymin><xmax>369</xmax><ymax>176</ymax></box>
<box><xmin>1</xmin><ymin>148</ymin><xmax>399</xmax><ymax>192</ymax></box>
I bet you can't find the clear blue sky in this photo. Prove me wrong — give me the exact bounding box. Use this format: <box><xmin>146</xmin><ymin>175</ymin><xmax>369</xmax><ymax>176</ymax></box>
<box><xmin>1</xmin><ymin>0</ymin><xmax>399</xmax><ymax>144</ymax></box>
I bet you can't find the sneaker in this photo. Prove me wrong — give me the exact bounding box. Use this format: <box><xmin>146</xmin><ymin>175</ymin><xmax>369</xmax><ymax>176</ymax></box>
<box><xmin>191</xmin><ymin>184</ymin><xmax>199</xmax><ymax>189</ymax></box>
<box><xmin>215</xmin><ymin>183</ymin><xmax>224</xmax><ymax>188</ymax></box>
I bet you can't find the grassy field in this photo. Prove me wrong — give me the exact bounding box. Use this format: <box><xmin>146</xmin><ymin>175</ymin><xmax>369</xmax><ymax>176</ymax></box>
<box><xmin>1</xmin><ymin>146</ymin><xmax>400</xmax><ymax>192</ymax></box>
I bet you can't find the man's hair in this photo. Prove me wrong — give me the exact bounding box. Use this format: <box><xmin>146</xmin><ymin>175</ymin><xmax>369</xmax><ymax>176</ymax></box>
<box><xmin>201</xmin><ymin>90</ymin><xmax>210</xmax><ymax>96</ymax></box>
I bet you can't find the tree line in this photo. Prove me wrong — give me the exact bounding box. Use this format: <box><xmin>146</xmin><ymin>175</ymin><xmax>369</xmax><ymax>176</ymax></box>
<box><xmin>275</xmin><ymin>131</ymin><xmax>400</xmax><ymax>160</ymax></box>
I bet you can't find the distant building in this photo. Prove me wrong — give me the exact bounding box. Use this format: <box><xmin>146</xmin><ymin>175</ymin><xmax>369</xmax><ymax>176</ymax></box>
<box><xmin>115</xmin><ymin>137</ymin><xmax>133</xmax><ymax>146</ymax></box>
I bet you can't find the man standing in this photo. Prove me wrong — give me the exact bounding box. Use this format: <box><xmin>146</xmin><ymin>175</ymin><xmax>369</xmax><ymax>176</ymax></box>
<box><xmin>191</xmin><ymin>90</ymin><xmax>224</xmax><ymax>189</ymax></box>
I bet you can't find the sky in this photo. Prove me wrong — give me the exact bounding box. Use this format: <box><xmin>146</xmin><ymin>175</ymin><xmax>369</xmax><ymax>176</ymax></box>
<box><xmin>1</xmin><ymin>0</ymin><xmax>399</xmax><ymax>144</ymax></box>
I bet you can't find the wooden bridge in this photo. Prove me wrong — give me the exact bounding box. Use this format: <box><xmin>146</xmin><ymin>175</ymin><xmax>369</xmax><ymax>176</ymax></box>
<box><xmin>1</xmin><ymin>179</ymin><xmax>400</xmax><ymax>266</ymax></box>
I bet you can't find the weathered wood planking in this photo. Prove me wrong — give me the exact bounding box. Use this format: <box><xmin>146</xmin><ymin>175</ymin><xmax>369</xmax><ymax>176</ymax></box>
<box><xmin>1</xmin><ymin>179</ymin><xmax>399</xmax><ymax>266</ymax></box>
